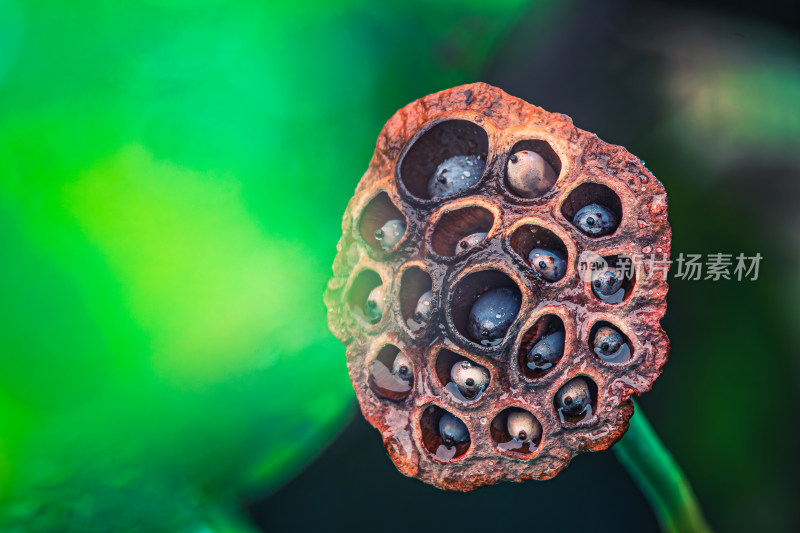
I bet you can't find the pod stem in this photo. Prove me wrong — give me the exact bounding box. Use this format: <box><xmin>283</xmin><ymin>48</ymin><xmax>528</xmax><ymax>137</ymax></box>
<box><xmin>614</xmin><ymin>399</ymin><xmax>712</xmax><ymax>533</ymax></box>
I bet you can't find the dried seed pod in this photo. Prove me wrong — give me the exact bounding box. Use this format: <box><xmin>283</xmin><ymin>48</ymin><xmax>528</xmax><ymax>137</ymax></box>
<box><xmin>325</xmin><ymin>83</ymin><xmax>670</xmax><ymax>491</ymax></box>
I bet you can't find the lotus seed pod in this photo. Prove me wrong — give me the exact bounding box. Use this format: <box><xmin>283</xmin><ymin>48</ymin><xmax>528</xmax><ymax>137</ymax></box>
<box><xmin>507</xmin><ymin>150</ymin><xmax>557</xmax><ymax>197</ymax></box>
<box><xmin>375</xmin><ymin>219</ymin><xmax>406</xmax><ymax>251</ymax></box>
<box><xmin>466</xmin><ymin>287</ymin><xmax>522</xmax><ymax>345</ymax></box>
<box><xmin>438</xmin><ymin>413</ymin><xmax>470</xmax><ymax>446</ymax></box>
<box><xmin>506</xmin><ymin>410</ymin><xmax>542</xmax><ymax>443</ymax></box>
<box><xmin>450</xmin><ymin>360</ymin><xmax>490</xmax><ymax>399</ymax></box>
<box><xmin>456</xmin><ymin>232</ymin><xmax>488</xmax><ymax>254</ymax></box>
<box><xmin>591</xmin><ymin>267</ymin><xmax>623</xmax><ymax>297</ymax></box>
<box><xmin>413</xmin><ymin>290</ymin><xmax>433</xmax><ymax>323</ymax></box>
<box><xmin>556</xmin><ymin>378</ymin><xmax>592</xmax><ymax>416</ymax></box>
<box><xmin>528</xmin><ymin>247</ymin><xmax>567</xmax><ymax>281</ymax></box>
<box><xmin>325</xmin><ymin>83</ymin><xmax>671</xmax><ymax>491</ymax></box>
<box><xmin>573</xmin><ymin>203</ymin><xmax>618</xmax><ymax>237</ymax></box>
<box><xmin>527</xmin><ymin>330</ymin><xmax>565</xmax><ymax>370</ymax></box>
<box><xmin>594</xmin><ymin>326</ymin><xmax>623</xmax><ymax>358</ymax></box>
<box><xmin>364</xmin><ymin>285</ymin><xmax>386</xmax><ymax>324</ymax></box>
<box><xmin>428</xmin><ymin>155</ymin><xmax>485</xmax><ymax>198</ymax></box>
<box><xmin>392</xmin><ymin>351</ymin><xmax>414</xmax><ymax>382</ymax></box>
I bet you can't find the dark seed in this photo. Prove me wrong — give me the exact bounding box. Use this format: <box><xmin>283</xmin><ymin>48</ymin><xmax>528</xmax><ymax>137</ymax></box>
<box><xmin>439</xmin><ymin>413</ymin><xmax>469</xmax><ymax>445</ymax></box>
<box><xmin>526</xmin><ymin>330</ymin><xmax>565</xmax><ymax>370</ymax></box>
<box><xmin>467</xmin><ymin>287</ymin><xmax>522</xmax><ymax>345</ymax></box>
<box><xmin>427</xmin><ymin>155</ymin><xmax>485</xmax><ymax>198</ymax></box>
<box><xmin>573</xmin><ymin>204</ymin><xmax>618</xmax><ymax>237</ymax></box>
<box><xmin>591</xmin><ymin>268</ymin><xmax>623</xmax><ymax>297</ymax></box>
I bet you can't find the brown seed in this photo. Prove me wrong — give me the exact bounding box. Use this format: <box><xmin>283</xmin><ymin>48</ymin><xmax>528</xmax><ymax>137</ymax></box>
<box><xmin>506</xmin><ymin>150</ymin><xmax>557</xmax><ymax>197</ymax></box>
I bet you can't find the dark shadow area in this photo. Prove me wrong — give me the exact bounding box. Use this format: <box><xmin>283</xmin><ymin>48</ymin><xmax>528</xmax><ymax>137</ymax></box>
<box><xmin>249</xmin><ymin>415</ymin><xmax>657</xmax><ymax>533</ymax></box>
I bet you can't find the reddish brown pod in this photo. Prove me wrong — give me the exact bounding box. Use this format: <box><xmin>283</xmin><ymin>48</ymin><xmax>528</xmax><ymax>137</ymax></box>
<box><xmin>325</xmin><ymin>83</ymin><xmax>670</xmax><ymax>491</ymax></box>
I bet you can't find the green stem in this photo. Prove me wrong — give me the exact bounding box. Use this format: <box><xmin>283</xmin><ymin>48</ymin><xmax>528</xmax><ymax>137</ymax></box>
<box><xmin>614</xmin><ymin>399</ymin><xmax>712</xmax><ymax>533</ymax></box>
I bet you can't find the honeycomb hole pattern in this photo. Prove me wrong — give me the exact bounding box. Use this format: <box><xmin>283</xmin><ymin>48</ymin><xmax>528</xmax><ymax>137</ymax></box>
<box><xmin>325</xmin><ymin>82</ymin><xmax>671</xmax><ymax>492</ymax></box>
<box><xmin>398</xmin><ymin>119</ymin><xmax>489</xmax><ymax>201</ymax></box>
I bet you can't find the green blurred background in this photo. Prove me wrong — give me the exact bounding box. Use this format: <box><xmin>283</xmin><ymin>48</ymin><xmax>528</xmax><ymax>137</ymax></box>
<box><xmin>0</xmin><ymin>0</ymin><xmax>797</xmax><ymax>532</ymax></box>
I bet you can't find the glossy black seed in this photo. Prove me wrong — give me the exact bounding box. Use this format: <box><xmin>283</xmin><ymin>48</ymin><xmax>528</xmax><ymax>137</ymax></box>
<box><xmin>556</xmin><ymin>378</ymin><xmax>592</xmax><ymax>416</ymax></box>
<box><xmin>427</xmin><ymin>155</ymin><xmax>485</xmax><ymax>198</ymax></box>
<box><xmin>527</xmin><ymin>330</ymin><xmax>565</xmax><ymax>370</ymax></box>
<box><xmin>467</xmin><ymin>287</ymin><xmax>522</xmax><ymax>346</ymax></box>
<box><xmin>573</xmin><ymin>203</ymin><xmax>617</xmax><ymax>237</ymax></box>
<box><xmin>527</xmin><ymin>248</ymin><xmax>567</xmax><ymax>281</ymax></box>
<box><xmin>439</xmin><ymin>413</ymin><xmax>469</xmax><ymax>446</ymax></box>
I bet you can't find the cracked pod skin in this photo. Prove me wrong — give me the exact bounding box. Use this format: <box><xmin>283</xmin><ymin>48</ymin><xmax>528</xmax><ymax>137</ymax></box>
<box><xmin>325</xmin><ymin>83</ymin><xmax>670</xmax><ymax>491</ymax></box>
